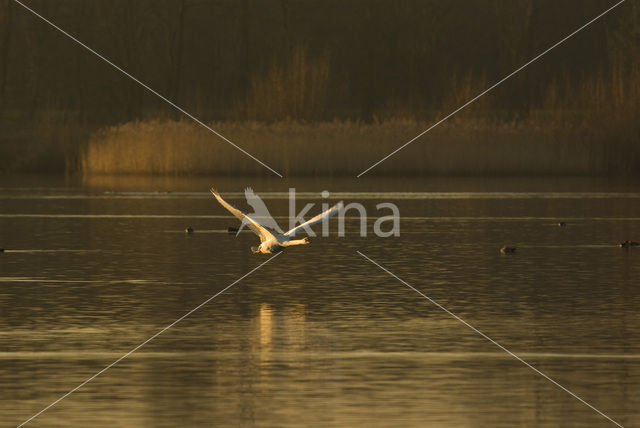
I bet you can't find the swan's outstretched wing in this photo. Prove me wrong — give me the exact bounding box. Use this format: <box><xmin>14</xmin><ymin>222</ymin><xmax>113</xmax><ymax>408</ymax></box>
<box><xmin>284</xmin><ymin>202</ymin><xmax>343</xmax><ymax>237</ymax></box>
<box><xmin>210</xmin><ymin>189</ymin><xmax>275</xmax><ymax>243</ymax></box>
<box><xmin>244</xmin><ymin>187</ymin><xmax>284</xmax><ymax>233</ymax></box>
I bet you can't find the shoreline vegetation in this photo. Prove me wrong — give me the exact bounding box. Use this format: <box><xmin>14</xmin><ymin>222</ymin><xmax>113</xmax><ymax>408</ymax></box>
<box><xmin>63</xmin><ymin>52</ymin><xmax>640</xmax><ymax>177</ymax></box>
<box><xmin>79</xmin><ymin>116</ymin><xmax>638</xmax><ymax>176</ymax></box>
<box><xmin>1</xmin><ymin>1</ymin><xmax>638</xmax><ymax>176</ymax></box>
<box><xmin>2</xmin><ymin>58</ymin><xmax>639</xmax><ymax>176</ymax></box>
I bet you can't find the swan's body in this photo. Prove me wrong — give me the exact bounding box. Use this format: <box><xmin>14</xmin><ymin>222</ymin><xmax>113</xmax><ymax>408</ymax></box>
<box><xmin>210</xmin><ymin>189</ymin><xmax>342</xmax><ymax>254</ymax></box>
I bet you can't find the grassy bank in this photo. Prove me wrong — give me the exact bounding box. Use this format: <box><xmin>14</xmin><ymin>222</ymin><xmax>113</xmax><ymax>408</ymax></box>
<box><xmin>79</xmin><ymin>115</ymin><xmax>638</xmax><ymax>176</ymax></box>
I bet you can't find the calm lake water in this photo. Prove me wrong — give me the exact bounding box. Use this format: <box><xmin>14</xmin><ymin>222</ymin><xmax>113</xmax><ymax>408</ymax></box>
<box><xmin>1</xmin><ymin>175</ymin><xmax>639</xmax><ymax>427</ymax></box>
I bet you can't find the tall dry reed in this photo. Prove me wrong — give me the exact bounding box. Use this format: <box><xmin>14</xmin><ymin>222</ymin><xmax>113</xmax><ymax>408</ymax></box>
<box><xmin>80</xmin><ymin>49</ymin><xmax>640</xmax><ymax>176</ymax></box>
<box><xmin>80</xmin><ymin>117</ymin><xmax>625</xmax><ymax>176</ymax></box>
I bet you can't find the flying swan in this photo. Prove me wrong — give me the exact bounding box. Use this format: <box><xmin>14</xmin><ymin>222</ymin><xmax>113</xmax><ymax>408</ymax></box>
<box><xmin>210</xmin><ymin>188</ymin><xmax>343</xmax><ymax>254</ymax></box>
<box><xmin>236</xmin><ymin>187</ymin><xmax>284</xmax><ymax>235</ymax></box>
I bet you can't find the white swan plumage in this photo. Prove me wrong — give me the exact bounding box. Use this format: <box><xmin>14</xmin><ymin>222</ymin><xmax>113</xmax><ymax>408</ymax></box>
<box><xmin>210</xmin><ymin>188</ymin><xmax>342</xmax><ymax>254</ymax></box>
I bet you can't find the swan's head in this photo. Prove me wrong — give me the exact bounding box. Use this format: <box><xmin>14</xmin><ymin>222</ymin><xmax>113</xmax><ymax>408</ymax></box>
<box><xmin>302</xmin><ymin>237</ymin><xmax>310</xmax><ymax>244</ymax></box>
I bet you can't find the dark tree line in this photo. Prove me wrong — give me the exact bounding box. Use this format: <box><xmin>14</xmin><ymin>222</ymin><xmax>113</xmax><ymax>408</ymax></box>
<box><xmin>0</xmin><ymin>0</ymin><xmax>637</xmax><ymax>125</ymax></box>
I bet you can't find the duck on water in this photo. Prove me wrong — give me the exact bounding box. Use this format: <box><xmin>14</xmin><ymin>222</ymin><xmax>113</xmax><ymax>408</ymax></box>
<box><xmin>500</xmin><ymin>246</ymin><xmax>516</xmax><ymax>254</ymax></box>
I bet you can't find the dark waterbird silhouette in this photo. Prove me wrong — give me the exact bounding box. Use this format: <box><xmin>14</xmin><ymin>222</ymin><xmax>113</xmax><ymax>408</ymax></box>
<box><xmin>500</xmin><ymin>246</ymin><xmax>516</xmax><ymax>254</ymax></box>
<box><xmin>618</xmin><ymin>240</ymin><xmax>639</xmax><ymax>248</ymax></box>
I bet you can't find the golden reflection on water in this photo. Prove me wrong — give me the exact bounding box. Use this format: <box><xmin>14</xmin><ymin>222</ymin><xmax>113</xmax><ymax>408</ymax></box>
<box><xmin>256</xmin><ymin>303</ymin><xmax>307</xmax><ymax>374</ymax></box>
<box><xmin>259</xmin><ymin>303</ymin><xmax>273</xmax><ymax>353</ymax></box>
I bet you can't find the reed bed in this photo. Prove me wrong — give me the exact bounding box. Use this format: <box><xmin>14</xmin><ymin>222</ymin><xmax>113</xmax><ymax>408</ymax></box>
<box><xmin>79</xmin><ymin>116</ymin><xmax>636</xmax><ymax>176</ymax></box>
<box><xmin>80</xmin><ymin>64</ymin><xmax>640</xmax><ymax>176</ymax></box>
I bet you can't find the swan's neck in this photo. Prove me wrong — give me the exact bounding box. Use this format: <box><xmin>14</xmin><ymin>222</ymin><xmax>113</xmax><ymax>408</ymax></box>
<box><xmin>282</xmin><ymin>238</ymin><xmax>309</xmax><ymax>247</ymax></box>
